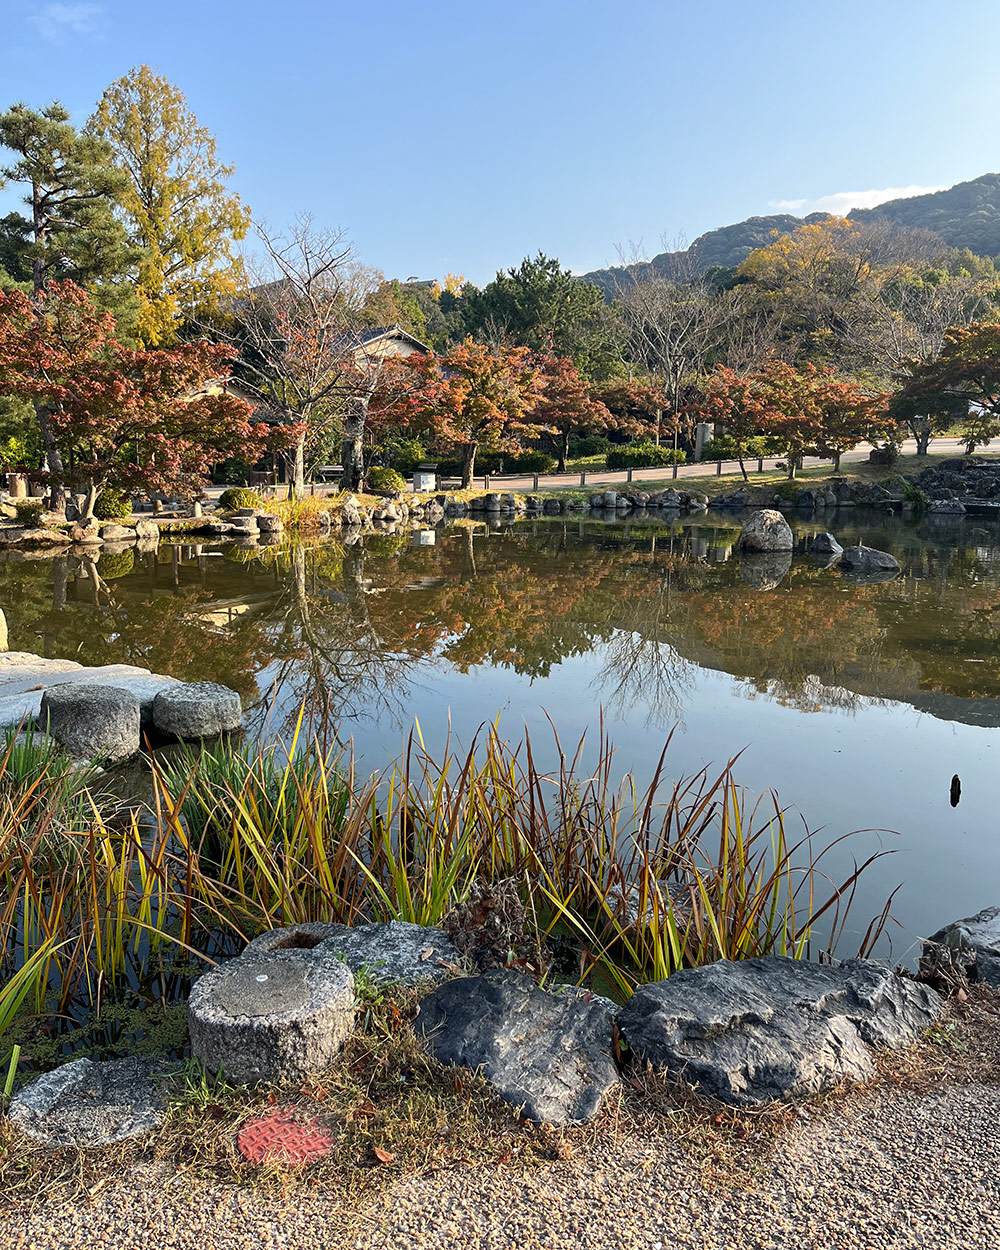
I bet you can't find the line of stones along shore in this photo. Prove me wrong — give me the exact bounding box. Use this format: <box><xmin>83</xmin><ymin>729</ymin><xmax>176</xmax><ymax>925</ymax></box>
<box><xmin>11</xmin><ymin>903</ymin><xmax>998</xmax><ymax>1149</ymax></box>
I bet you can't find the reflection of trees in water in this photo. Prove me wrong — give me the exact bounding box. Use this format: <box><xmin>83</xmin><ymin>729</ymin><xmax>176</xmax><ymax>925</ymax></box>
<box><xmin>6</xmin><ymin>515</ymin><xmax>1000</xmax><ymax>734</ymax></box>
<box><xmin>248</xmin><ymin>541</ymin><xmax>418</xmax><ymax>739</ymax></box>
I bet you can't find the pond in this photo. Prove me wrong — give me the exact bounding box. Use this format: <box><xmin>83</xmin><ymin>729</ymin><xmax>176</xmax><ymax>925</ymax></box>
<box><xmin>5</xmin><ymin>508</ymin><xmax>999</xmax><ymax>966</ymax></box>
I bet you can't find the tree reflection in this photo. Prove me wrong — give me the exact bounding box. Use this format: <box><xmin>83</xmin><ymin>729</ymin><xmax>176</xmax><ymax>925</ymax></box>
<box><xmin>2</xmin><ymin>514</ymin><xmax>1000</xmax><ymax>733</ymax></box>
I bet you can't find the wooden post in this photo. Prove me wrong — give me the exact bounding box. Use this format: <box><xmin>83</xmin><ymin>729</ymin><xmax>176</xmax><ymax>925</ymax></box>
<box><xmin>627</xmin><ymin>468</ymin><xmax>634</xmax><ymax>483</ymax></box>
<box><xmin>716</xmin><ymin>461</ymin><xmax>722</xmax><ymax>476</ymax></box>
<box><xmin>672</xmin><ymin>462</ymin><xmax>678</xmax><ymax>480</ymax></box>
<box><xmin>533</xmin><ymin>474</ymin><xmax>539</xmax><ymax>490</ymax></box>
<box><xmin>580</xmin><ymin>472</ymin><xmax>586</xmax><ymax>487</ymax></box>
<box><xmin>757</xmin><ymin>458</ymin><xmax>764</xmax><ymax>473</ymax></box>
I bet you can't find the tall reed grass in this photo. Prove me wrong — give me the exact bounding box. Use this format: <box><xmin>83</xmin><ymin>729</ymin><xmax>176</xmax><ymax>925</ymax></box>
<box><xmin>0</xmin><ymin>714</ymin><xmax>897</xmax><ymax>1051</ymax></box>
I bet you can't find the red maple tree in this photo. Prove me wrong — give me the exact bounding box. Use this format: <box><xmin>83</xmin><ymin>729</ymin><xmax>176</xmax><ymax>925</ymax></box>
<box><xmin>0</xmin><ymin>282</ymin><xmax>295</xmax><ymax>517</ymax></box>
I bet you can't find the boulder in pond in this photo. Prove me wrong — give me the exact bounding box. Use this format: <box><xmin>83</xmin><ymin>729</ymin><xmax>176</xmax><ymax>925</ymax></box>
<box><xmin>415</xmin><ymin>969</ymin><xmax>619</xmax><ymax>1125</ymax></box>
<box><xmin>9</xmin><ymin>1056</ymin><xmax>167</xmax><ymax>1147</ymax></box>
<box><xmin>152</xmin><ymin>681</ymin><xmax>242</xmax><ymax>738</ymax></box>
<box><xmin>616</xmin><ymin>956</ymin><xmax>941</xmax><ymax>1106</ymax></box>
<box><xmin>810</xmin><ymin>532</ymin><xmax>844</xmax><ymax>556</ymax></box>
<box><xmin>737</xmin><ymin>509</ymin><xmax>793</xmax><ymax>552</ymax></box>
<box><xmin>188</xmin><ymin>949</ymin><xmax>355</xmax><ymax>1085</ymax></box>
<box><xmin>837</xmin><ymin>545</ymin><xmax>900</xmax><ymax>577</ymax></box>
<box><xmin>40</xmin><ymin>682</ymin><xmax>141</xmax><ymax>763</ymax></box>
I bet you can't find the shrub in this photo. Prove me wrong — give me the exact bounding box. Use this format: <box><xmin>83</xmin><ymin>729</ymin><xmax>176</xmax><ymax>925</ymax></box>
<box><xmin>93</xmin><ymin>488</ymin><xmax>133</xmax><ymax>520</ymax></box>
<box><xmin>506</xmin><ymin>450</ymin><xmax>557</xmax><ymax>473</ymax></box>
<box><xmin>700</xmin><ymin>435</ymin><xmax>783</xmax><ymax>462</ymax></box>
<box><xmin>12</xmin><ymin>500</ymin><xmax>43</xmax><ymax>527</ymax></box>
<box><xmin>366</xmin><ymin>466</ymin><xmax>407</xmax><ymax>496</ymax></box>
<box><xmin>868</xmin><ymin>444</ymin><xmax>899</xmax><ymax>467</ymax></box>
<box><xmin>606</xmin><ymin>443</ymin><xmax>687</xmax><ymax>471</ymax></box>
<box><xmin>385</xmin><ymin>439</ymin><xmax>428</xmax><ymax>475</ymax></box>
<box><xmin>219</xmin><ymin>486</ymin><xmax>264</xmax><ymax>511</ymax></box>
<box><xmin>570</xmin><ymin>434</ymin><xmax>612</xmax><ymax>458</ymax></box>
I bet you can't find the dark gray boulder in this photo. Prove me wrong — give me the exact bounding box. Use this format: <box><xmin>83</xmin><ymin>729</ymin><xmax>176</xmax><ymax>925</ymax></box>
<box><xmin>810</xmin><ymin>532</ymin><xmax>844</xmax><ymax>556</ymax></box>
<box><xmin>928</xmin><ymin>499</ymin><xmax>967</xmax><ymax>515</ymax></box>
<box><xmin>188</xmin><ymin>949</ymin><xmax>355</xmax><ymax>1085</ymax></box>
<box><xmin>416</xmin><ymin>969</ymin><xmax>620</xmax><ymax>1125</ymax></box>
<box><xmin>152</xmin><ymin>681</ymin><xmax>242</xmax><ymax>738</ymax></box>
<box><xmin>9</xmin><ymin>1056</ymin><xmax>167</xmax><ymax>1146</ymax></box>
<box><xmin>246</xmin><ymin>920</ymin><xmax>461</xmax><ymax>986</ymax></box>
<box><xmin>927</xmin><ymin>905</ymin><xmax>1000</xmax><ymax>987</ymax></box>
<box><xmin>40</xmin><ymin>682</ymin><xmax>141</xmax><ymax>763</ymax></box>
<box><xmin>738</xmin><ymin>509</ymin><xmax>793</xmax><ymax>552</ymax></box>
<box><xmin>837</xmin><ymin>545</ymin><xmax>900</xmax><ymax>576</ymax></box>
<box><xmin>616</xmin><ymin>956</ymin><xmax>941</xmax><ymax>1106</ymax></box>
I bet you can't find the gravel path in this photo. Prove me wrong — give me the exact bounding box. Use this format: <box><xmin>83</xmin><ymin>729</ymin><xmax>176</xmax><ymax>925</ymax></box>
<box><xmin>2</xmin><ymin>1076</ymin><xmax>997</xmax><ymax>1250</ymax></box>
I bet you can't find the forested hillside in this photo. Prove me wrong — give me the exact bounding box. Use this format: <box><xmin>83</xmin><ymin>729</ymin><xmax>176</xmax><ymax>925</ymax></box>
<box><xmin>584</xmin><ymin>173</ymin><xmax>1000</xmax><ymax>292</ymax></box>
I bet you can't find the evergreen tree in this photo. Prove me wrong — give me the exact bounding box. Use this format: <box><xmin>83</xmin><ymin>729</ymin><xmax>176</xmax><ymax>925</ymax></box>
<box><xmin>0</xmin><ymin>101</ymin><xmax>139</xmax><ymax>493</ymax></box>
<box><xmin>0</xmin><ymin>102</ymin><xmax>138</xmax><ymax>318</ymax></box>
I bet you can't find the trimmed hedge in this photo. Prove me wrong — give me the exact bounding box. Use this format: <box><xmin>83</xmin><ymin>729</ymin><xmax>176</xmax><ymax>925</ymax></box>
<box><xmin>94</xmin><ymin>488</ymin><xmax>133</xmax><ymax>520</ymax></box>
<box><xmin>219</xmin><ymin>487</ymin><xmax>265</xmax><ymax>511</ymax></box>
<box><xmin>699</xmin><ymin>435</ymin><xmax>783</xmax><ymax>462</ymax></box>
<box><xmin>366</xmin><ymin>466</ymin><xmax>407</xmax><ymax>495</ymax></box>
<box><xmin>605</xmin><ymin>443</ymin><xmax>687</xmax><ymax>470</ymax></box>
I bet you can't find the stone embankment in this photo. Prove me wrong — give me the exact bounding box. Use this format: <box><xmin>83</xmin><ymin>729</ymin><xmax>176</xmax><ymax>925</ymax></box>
<box><xmin>16</xmin><ymin>901</ymin><xmax>994</xmax><ymax>1149</ymax></box>
<box><xmin>0</xmin><ymin>652</ymin><xmax>242</xmax><ymax>762</ymax></box>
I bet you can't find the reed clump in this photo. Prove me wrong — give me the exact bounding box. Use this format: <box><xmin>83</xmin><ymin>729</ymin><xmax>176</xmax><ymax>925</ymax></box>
<box><xmin>0</xmin><ymin>715</ymin><xmax>897</xmax><ymax>1064</ymax></box>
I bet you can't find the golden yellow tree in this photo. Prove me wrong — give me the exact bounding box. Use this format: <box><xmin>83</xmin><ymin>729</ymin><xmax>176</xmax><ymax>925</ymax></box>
<box><xmin>90</xmin><ymin>65</ymin><xmax>251</xmax><ymax>344</ymax></box>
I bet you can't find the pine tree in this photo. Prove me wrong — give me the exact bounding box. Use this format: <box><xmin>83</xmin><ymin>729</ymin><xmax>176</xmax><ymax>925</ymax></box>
<box><xmin>90</xmin><ymin>66</ymin><xmax>251</xmax><ymax>345</ymax></box>
<box><xmin>0</xmin><ymin>103</ymin><xmax>138</xmax><ymax>314</ymax></box>
<box><xmin>0</xmin><ymin>102</ymin><xmax>140</xmax><ymax>494</ymax></box>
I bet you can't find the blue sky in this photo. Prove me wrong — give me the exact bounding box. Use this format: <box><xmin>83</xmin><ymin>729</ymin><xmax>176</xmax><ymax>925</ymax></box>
<box><xmin>1</xmin><ymin>0</ymin><xmax>998</xmax><ymax>285</ymax></box>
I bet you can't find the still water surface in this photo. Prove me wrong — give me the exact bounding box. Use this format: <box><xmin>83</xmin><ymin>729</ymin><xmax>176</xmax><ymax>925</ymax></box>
<box><xmin>6</xmin><ymin>509</ymin><xmax>1000</xmax><ymax>961</ymax></box>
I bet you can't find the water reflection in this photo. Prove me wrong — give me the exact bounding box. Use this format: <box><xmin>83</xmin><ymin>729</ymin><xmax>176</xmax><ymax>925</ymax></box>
<box><xmin>3</xmin><ymin>511</ymin><xmax>1000</xmax><ymax>735</ymax></box>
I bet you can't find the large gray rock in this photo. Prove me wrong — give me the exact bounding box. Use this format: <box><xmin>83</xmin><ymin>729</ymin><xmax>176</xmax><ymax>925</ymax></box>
<box><xmin>40</xmin><ymin>682</ymin><xmax>141</xmax><ymax>763</ymax></box>
<box><xmin>738</xmin><ymin>509</ymin><xmax>794</xmax><ymax>552</ymax></box>
<box><xmin>246</xmin><ymin>920</ymin><xmax>461</xmax><ymax>986</ymax></box>
<box><xmin>415</xmin><ymin>969</ymin><xmax>620</xmax><ymax>1125</ymax></box>
<box><xmin>0</xmin><ymin>654</ymin><xmax>179</xmax><ymax>732</ymax></box>
<box><xmin>152</xmin><ymin>681</ymin><xmax>242</xmax><ymax>738</ymax></box>
<box><xmin>617</xmin><ymin>956</ymin><xmax>942</xmax><ymax>1106</ymax></box>
<box><xmin>838</xmin><ymin>545</ymin><xmax>901</xmax><ymax>576</ymax></box>
<box><xmin>188</xmin><ymin>949</ymin><xmax>355</xmax><ymax>1085</ymax></box>
<box><xmin>927</xmin><ymin>905</ymin><xmax>1000</xmax><ymax>987</ymax></box>
<box><xmin>98</xmin><ymin>524</ymin><xmax>137</xmax><ymax>542</ymax></box>
<box><xmin>928</xmin><ymin>499</ymin><xmax>967</xmax><ymax>515</ymax></box>
<box><xmin>810</xmin><ymin>531</ymin><xmax>844</xmax><ymax>556</ymax></box>
<box><xmin>9</xmin><ymin>1057</ymin><xmax>166</xmax><ymax>1146</ymax></box>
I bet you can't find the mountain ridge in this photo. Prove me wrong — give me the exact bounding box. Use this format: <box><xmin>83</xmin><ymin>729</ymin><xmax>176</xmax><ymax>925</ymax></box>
<box><xmin>581</xmin><ymin>173</ymin><xmax>1000</xmax><ymax>292</ymax></box>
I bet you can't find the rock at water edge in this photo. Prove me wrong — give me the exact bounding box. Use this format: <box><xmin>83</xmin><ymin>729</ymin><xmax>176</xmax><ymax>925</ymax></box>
<box><xmin>188</xmin><ymin>950</ymin><xmax>355</xmax><ymax>1085</ymax></box>
<box><xmin>927</xmin><ymin>905</ymin><xmax>1000</xmax><ymax>987</ymax></box>
<box><xmin>616</xmin><ymin>956</ymin><xmax>941</xmax><ymax>1106</ymax></box>
<box><xmin>152</xmin><ymin>681</ymin><xmax>243</xmax><ymax>738</ymax></box>
<box><xmin>416</xmin><ymin>969</ymin><xmax>620</xmax><ymax>1125</ymax></box>
<box><xmin>9</xmin><ymin>1057</ymin><xmax>167</xmax><ymax>1146</ymax></box>
<box><xmin>246</xmin><ymin>919</ymin><xmax>462</xmax><ymax>986</ymax></box>
<box><xmin>40</xmin><ymin>682</ymin><xmax>141</xmax><ymax>763</ymax></box>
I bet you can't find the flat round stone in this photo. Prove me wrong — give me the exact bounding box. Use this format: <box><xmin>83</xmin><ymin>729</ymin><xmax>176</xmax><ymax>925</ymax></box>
<box><xmin>213</xmin><ymin>960</ymin><xmax>310</xmax><ymax>1017</ymax></box>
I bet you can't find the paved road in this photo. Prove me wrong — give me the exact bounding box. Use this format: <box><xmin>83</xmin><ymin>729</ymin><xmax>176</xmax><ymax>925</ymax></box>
<box><xmin>199</xmin><ymin>437</ymin><xmax>973</xmax><ymax>501</ymax></box>
<box><xmin>477</xmin><ymin>436</ymin><xmax>971</xmax><ymax>494</ymax></box>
